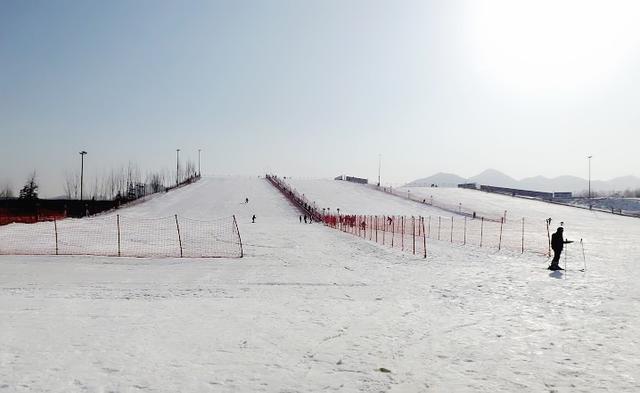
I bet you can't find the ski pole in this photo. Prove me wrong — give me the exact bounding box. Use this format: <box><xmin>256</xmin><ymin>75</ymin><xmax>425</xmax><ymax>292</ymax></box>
<box><xmin>564</xmin><ymin>242</ymin><xmax>568</xmax><ymax>274</ymax></box>
<box><xmin>581</xmin><ymin>239</ymin><xmax>587</xmax><ymax>272</ymax></box>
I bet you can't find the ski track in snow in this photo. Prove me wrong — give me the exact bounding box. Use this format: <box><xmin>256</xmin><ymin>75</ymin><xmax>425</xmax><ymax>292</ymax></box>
<box><xmin>1</xmin><ymin>177</ymin><xmax>639</xmax><ymax>392</ymax></box>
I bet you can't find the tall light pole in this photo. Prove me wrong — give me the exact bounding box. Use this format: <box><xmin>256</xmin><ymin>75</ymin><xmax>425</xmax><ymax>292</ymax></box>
<box><xmin>79</xmin><ymin>151</ymin><xmax>87</xmax><ymax>200</ymax></box>
<box><xmin>198</xmin><ymin>149</ymin><xmax>202</xmax><ymax>177</ymax></box>
<box><xmin>176</xmin><ymin>149</ymin><xmax>181</xmax><ymax>186</ymax></box>
<box><xmin>587</xmin><ymin>155</ymin><xmax>593</xmax><ymax>199</ymax></box>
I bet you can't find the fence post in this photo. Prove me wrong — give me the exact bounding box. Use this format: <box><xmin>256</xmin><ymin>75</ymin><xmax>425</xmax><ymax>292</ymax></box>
<box><xmin>363</xmin><ymin>215</ymin><xmax>366</xmax><ymax>238</ymax></box>
<box><xmin>498</xmin><ymin>217</ymin><xmax>504</xmax><ymax>251</ymax></box>
<box><xmin>422</xmin><ymin>216</ymin><xmax>427</xmax><ymax>259</ymax></box>
<box><xmin>521</xmin><ymin>217</ymin><xmax>525</xmax><ymax>254</ymax></box>
<box><xmin>438</xmin><ymin>216</ymin><xmax>441</xmax><ymax>241</ymax></box>
<box><xmin>382</xmin><ymin>216</ymin><xmax>386</xmax><ymax>245</ymax></box>
<box><xmin>412</xmin><ymin>216</ymin><xmax>416</xmax><ymax>255</ymax></box>
<box><xmin>401</xmin><ymin>216</ymin><xmax>405</xmax><ymax>251</ymax></box>
<box><xmin>369</xmin><ymin>216</ymin><xmax>373</xmax><ymax>241</ymax></box>
<box><xmin>364</xmin><ymin>216</ymin><xmax>367</xmax><ymax>239</ymax></box>
<box><xmin>375</xmin><ymin>216</ymin><xmax>378</xmax><ymax>243</ymax></box>
<box><xmin>428</xmin><ymin>216</ymin><xmax>431</xmax><ymax>238</ymax></box>
<box><xmin>117</xmin><ymin>214</ymin><xmax>121</xmax><ymax>257</ymax></box>
<box><xmin>53</xmin><ymin>219</ymin><xmax>59</xmax><ymax>255</ymax></box>
<box><xmin>546</xmin><ymin>218</ymin><xmax>551</xmax><ymax>257</ymax></box>
<box><xmin>450</xmin><ymin>216</ymin><xmax>454</xmax><ymax>243</ymax></box>
<box><xmin>463</xmin><ymin>216</ymin><xmax>467</xmax><ymax>245</ymax></box>
<box><xmin>480</xmin><ymin>217</ymin><xmax>484</xmax><ymax>247</ymax></box>
<box><xmin>391</xmin><ymin>217</ymin><xmax>395</xmax><ymax>248</ymax></box>
<box><xmin>175</xmin><ymin>214</ymin><xmax>183</xmax><ymax>258</ymax></box>
<box><xmin>233</xmin><ymin>215</ymin><xmax>244</xmax><ymax>258</ymax></box>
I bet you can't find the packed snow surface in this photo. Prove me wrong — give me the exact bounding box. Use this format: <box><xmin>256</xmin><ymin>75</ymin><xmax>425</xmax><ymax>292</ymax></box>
<box><xmin>1</xmin><ymin>177</ymin><xmax>640</xmax><ymax>392</ymax></box>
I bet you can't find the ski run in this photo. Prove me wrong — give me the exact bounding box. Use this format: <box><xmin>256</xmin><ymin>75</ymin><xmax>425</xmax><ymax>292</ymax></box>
<box><xmin>1</xmin><ymin>176</ymin><xmax>639</xmax><ymax>392</ymax></box>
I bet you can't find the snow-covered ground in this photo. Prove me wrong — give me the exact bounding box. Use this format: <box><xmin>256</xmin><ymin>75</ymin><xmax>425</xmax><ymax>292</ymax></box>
<box><xmin>2</xmin><ymin>177</ymin><xmax>640</xmax><ymax>392</ymax></box>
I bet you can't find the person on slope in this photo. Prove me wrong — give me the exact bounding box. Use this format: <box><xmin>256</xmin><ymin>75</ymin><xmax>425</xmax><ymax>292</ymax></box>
<box><xmin>549</xmin><ymin>227</ymin><xmax>573</xmax><ymax>270</ymax></box>
<box><xmin>252</xmin><ymin>214</ymin><xmax>256</xmax><ymax>223</ymax></box>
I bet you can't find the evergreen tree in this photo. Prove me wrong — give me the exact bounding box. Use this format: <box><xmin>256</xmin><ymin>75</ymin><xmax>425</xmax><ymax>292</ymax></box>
<box><xmin>19</xmin><ymin>172</ymin><xmax>38</xmax><ymax>200</ymax></box>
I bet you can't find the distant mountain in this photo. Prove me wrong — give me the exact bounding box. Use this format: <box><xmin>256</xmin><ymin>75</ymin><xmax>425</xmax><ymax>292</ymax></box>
<box><xmin>405</xmin><ymin>172</ymin><xmax>468</xmax><ymax>187</ymax></box>
<box><xmin>469</xmin><ymin>169</ymin><xmax>519</xmax><ymax>188</ymax></box>
<box><xmin>600</xmin><ymin>176</ymin><xmax>640</xmax><ymax>191</ymax></box>
<box><xmin>520</xmin><ymin>175</ymin><xmax>586</xmax><ymax>193</ymax></box>
<box><xmin>406</xmin><ymin>169</ymin><xmax>640</xmax><ymax>193</ymax></box>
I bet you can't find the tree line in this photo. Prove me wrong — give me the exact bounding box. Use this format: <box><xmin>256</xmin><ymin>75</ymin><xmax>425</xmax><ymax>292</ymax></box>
<box><xmin>0</xmin><ymin>159</ymin><xmax>199</xmax><ymax>201</ymax></box>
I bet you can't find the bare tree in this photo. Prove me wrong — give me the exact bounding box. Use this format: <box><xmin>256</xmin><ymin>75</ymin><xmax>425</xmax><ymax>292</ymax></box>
<box><xmin>63</xmin><ymin>171</ymin><xmax>80</xmax><ymax>199</ymax></box>
<box><xmin>184</xmin><ymin>160</ymin><xmax>197</xmax><ymax>180</ymax></box>
<box><xmin>0</xmin><ymin>183</ymin><xmax>14</xmax><ymax>199</ymax></box>
<box><xmin>147</xmin><ymin>172</ymin><xmax>165</xmax><ymax>193</ymax></box>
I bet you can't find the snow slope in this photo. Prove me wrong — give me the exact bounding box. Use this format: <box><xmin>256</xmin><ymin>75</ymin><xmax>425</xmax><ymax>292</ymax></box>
<box><xmin>1</xmin><ymin>177</ymin><xmax>640</xmax><ymax>392</ymax></box>
<box><xmin>285</xmin><ymin>178</ymin><xmax>461</xmax><ymax>218</ymax></box>
<box><xmin>399</xmin><ymin>185</ymin><xmax>640</xmax><ymax>269</ymax></box>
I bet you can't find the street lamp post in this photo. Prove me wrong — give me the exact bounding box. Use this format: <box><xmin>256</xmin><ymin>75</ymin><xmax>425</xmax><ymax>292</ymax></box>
<box><xmin>79</xmin><ymin>151</ymin><xmax>87</xmax><ymax>200</ymax></box>
<box><xmin>176</xmin><ymin>149</ymin><xmax>181</xmax><ymax>186</ymax></box>
<box><xmin>587</xmin><ymin>155</ymin><xmax>593</xmax><ymax>199</ymax></box>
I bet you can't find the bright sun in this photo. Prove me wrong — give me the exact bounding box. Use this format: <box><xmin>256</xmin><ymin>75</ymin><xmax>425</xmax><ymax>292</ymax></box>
<box><xmin>465</xmin><ymin>0</ymin><xmax>640</xmax><ymax>95</ymax></box>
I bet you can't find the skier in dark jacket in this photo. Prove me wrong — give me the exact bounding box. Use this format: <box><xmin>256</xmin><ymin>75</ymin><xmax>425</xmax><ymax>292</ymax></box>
<box><xmin>549</xmin><ymin>227</ymin><xmax>573</xmax><ymax>270</ymax></box>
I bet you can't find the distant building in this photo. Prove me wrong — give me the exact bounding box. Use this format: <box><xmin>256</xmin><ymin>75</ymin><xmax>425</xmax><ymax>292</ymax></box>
<box><xmin>335</xmin><ymin>175</ymin><xmax>368</xmax><ymax>184</ymax></box>
<box><xmin>553</xmin><ymin>192</ymin><xmax>573</xmax><ymax>199</ymax></box>
<box><xmin>458</xmin><ymin>183</ymin><xmax>477</xmax><ymax>190</ymax></box>
<box><xmin>479</xmin><ymin>185</ymin><xmax>553</xmax><ymax>200</ymax></box>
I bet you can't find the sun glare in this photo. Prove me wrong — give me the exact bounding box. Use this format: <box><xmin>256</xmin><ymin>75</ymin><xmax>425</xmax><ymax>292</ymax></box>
<box><xmin>465</xmin><ymin>0</ymin><xmax>640</xmax><ymax>95</ymax></box>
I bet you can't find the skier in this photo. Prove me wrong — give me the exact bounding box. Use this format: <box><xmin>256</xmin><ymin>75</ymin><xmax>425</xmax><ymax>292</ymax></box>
<box><xmin>245</xmin><ymin>197</ymin><xmax>249</xmax><ymax>204</ymax></box>
<box><xmin>299</xmin><ymin>215</ymin><xmax>302</xmax><ymax>223</ymax></box>
<box><xmin>549</xmin><ymin>227</ymin><xmax>573</xmax><ymax>270</ymax></box>
<box><xmin>304</xmin><ymin>215</ymin><xmax>307</xmax><ymax>223</ymax></box>
<box><xmin>252</xmin><ymin>214</ymin><xmax>256</xmax><ymax>223</ymax></box>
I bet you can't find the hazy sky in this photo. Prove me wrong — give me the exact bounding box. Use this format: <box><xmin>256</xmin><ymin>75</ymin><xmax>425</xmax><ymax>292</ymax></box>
<box><xmin>2</xmin><ymin>0</ymin><xmax>640</xmax><ymax>196</ymax></box>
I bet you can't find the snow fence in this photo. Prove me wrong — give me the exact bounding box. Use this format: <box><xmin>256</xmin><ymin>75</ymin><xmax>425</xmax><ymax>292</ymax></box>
<box><xmin>0</xmin><ymin>214</ymin><xmax>243</xmax><ymax>258</ymax></box>
<box><xmin>323</xmin><ymin>214</ymin><xmax>549</xmax><ymax>258</ymax></box>
<box><xmin>267</xmin><ymin>175</ymin><xmax>552</xmax><ymax>258</ymax></box>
